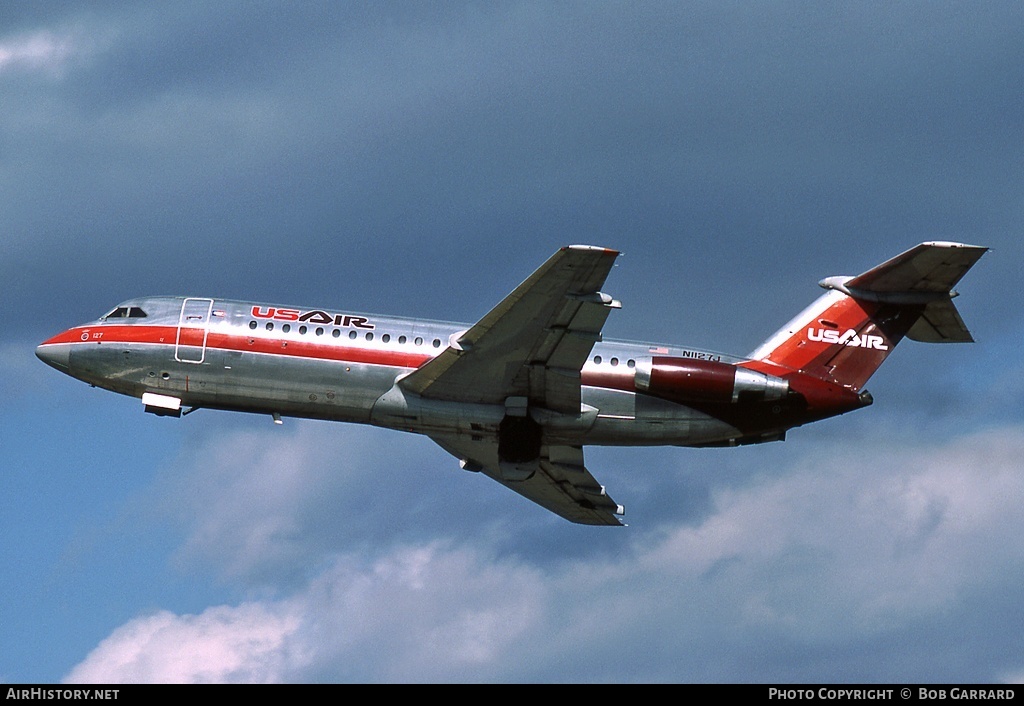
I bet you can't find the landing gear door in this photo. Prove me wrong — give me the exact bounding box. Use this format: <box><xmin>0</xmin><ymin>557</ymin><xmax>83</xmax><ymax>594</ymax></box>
<box><xmin>175</xmin><ymin>298</ymin><xmax>214</xmax><ymax>364</ymax></box>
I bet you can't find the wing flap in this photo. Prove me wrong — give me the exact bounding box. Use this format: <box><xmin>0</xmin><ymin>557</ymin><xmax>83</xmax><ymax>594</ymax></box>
<box><xmin>430</xmin><ymin>434</ymin><xmax>625</xmax><ymax>526</ymax></box>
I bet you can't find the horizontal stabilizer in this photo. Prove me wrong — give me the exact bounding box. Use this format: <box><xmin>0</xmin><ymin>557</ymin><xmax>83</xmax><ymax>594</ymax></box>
<box><xmin>843</xmin><ymin>241</ymin><xmax>988</xmax><ymax>296</ymax></box>
<box><xmin>752</xmin><ymin>241</ymin><xmax>986</xmax><ymax>389</ymax></box>
<box><xmin>817</xmin><ymin>241</ymin><xmax>987</xmax><ymax>344</ymax></box>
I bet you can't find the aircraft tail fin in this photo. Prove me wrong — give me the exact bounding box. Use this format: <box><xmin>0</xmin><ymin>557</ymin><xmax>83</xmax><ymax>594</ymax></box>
<box><xmin>748</xmin><ymin>242</ymin><xmax>987</xmax><ymax>390</ymax></box>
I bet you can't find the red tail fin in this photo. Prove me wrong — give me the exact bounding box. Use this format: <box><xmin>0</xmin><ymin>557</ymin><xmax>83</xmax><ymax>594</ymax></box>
<box><xmin>749</xmin><ymin>242</ymin><xmax>987</xmax><ymax>390</ymax></box>
<box><xmin>749</xmin><ymin>290</ymin><xmax>919</xmax><ymax>390</ymax></box>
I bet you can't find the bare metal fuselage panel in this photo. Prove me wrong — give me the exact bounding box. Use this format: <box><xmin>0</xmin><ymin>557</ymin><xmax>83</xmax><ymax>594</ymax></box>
<box><xmin>52</xmin><ymin>295</ymin><xmax>745</xmax><ymax>445</ymax></box>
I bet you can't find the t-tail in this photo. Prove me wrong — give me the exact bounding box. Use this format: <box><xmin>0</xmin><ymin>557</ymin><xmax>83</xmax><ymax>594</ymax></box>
<box><xmin>748</xmin><ymin>241</ymin><xmax>988</xmax><ymax>391</ymax></box>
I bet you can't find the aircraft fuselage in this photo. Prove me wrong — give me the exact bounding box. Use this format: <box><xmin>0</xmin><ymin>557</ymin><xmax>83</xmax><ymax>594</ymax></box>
<box><xmin>36</xmin><ymin>242</ymin><xmax>984</xmax><ymax>525</ymax></box>
<box><xmin>36</xmin><ymin>295</ymin><xmax>827</xmax><ymax>449</ymax></box>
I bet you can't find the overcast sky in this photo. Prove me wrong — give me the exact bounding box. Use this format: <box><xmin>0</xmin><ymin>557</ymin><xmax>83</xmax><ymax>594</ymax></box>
<box><xmin>2</xmin><ymin>1</ymin><xmax>1023</xmax><ymax>683</ymax></box>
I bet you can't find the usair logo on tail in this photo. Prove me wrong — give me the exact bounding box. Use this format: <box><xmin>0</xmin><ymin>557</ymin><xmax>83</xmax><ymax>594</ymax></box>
<box><xmin>806</xmin><ymin>328</ymin><xmax>889</xmax><ymax>350</ymax></box>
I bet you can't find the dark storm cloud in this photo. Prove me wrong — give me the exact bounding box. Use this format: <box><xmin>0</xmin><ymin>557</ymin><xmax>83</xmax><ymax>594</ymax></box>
<box><xmin>6</xmin><ymin>2</ymin><xmax>1020</xmax><ymax>354</ymax></box>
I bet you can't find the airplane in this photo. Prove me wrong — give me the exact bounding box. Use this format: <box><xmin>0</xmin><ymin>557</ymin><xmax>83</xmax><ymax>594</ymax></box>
<box><xmin>36</xmin><ymin>241</ymin><xmax>986</xmax><ymax>526</ymax></box>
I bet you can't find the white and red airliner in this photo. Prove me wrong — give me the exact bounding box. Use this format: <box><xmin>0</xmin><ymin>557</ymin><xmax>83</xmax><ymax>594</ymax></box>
<box><xmin>37</xmin><ymin>242</ymin><xmax>986</xmax><ymax>525</ymax></box>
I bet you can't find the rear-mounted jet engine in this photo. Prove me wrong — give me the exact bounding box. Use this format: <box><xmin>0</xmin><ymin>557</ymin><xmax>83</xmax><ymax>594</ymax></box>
<box><xmin>634</xmin><ymin>357</ymin><xmax>789</xmax><ymax>405</ymax></box>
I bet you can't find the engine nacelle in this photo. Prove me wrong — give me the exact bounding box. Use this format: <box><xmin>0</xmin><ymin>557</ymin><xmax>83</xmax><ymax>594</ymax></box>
<box><xmin>635</xmin><ymin>357</ymin><xmax>789</xmax><ymax>405</ymax></box>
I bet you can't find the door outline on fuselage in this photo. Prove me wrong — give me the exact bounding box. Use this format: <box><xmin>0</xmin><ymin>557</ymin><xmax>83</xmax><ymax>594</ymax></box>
<box><xmin>175</xmin><ymin>297</ymin><xmax>214</xmax><ymax>364</ymax></box>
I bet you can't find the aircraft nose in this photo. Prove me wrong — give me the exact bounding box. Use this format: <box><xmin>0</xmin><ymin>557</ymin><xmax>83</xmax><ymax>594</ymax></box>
<box><xmin>36</xmin><ymin>342</ymin><xmax>71</xmax><ymax>372</ymax></box>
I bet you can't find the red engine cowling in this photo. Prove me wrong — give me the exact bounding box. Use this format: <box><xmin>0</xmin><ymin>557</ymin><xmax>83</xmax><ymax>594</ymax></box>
<box><xmin>635</xmin><ymin>357</ymin><xmax>789</xmax><ymax>405</ymax></box>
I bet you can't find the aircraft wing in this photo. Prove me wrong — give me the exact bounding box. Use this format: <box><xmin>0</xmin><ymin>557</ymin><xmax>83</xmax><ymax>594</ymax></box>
<box><xmin>430</xmin><ymin>433</ymin><xmax>625</xmax><ymax>526</ymax></box>
<box><xmin>399</xmin><ymin>245</ymin><xmax>621</xmax><ymax>414</ymax></box>
<box><xmin>403</xmin><ymin>245</ymin><xmax>624</xmax><ymax>525</ymax></box>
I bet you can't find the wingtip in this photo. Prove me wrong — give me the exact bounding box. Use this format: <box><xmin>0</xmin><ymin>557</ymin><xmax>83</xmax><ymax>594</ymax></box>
<box><xmin>565</xmin><ymin>244</ymin><xmax>620</xmax><ymax>256</ymax></box>
<box><xmin>919</xmin><ymin>240</ymin><xmax>989</xmax><ymax>251</ymax></box>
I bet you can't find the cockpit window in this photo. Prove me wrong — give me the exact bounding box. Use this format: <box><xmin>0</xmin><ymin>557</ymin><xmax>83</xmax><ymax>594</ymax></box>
<box><xmin>103</xmin><ymin>306</ymin><xmax>148</xmax><ymax>319</ymax></box>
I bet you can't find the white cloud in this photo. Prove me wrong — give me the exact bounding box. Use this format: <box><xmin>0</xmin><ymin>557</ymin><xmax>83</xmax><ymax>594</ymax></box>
<box><xmin>163</xmin><ymin>423</ymin><xmax>339</xmax><ymax>580</ymax></box>
<box><xmin>65</xmin><ymin>425</ymin><xmax>1024</xmax><ymax>682</ymax></box>
<box><xmin>0</xmin><ymin>31</ymin><xmax>77</xmax><ymax>76</ymax></box>
<box><xmin>640</xmin><ymin>426</ymin><xmax>1024</xmax><ymax>638</ymax></box>
<box><xmin>294</xmin><ymin>545</ymin><xmax>546</xmax><ymax>681</ymax></box>
<box><xmin>157</xmin><ymin>421</ymin><xmax>455</xmax><ymax>582</ymax></box>
<box><xmin>1001</xmin><ymin>669</ymin><xmax>1024</xmax><ymax>684</ymax></box>
<box><xmin>64</xmin><ymin>543</ymin><xmax>545</xmax><ymax>683</ymax></box>
<box><xmin>64</xmin><ymin>604</ymin><xmax>301</xmax><ymax>684</ymax></box>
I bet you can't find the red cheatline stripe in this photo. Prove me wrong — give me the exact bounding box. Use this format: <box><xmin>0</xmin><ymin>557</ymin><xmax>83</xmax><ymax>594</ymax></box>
<box><xmin>42</xmin><ymin>324</ymin><xmax>635</xmax><ymax>390</ymax></box>
<box><xmin>42</xmin><ymin>325</ymin><xmax>437</xmax><ymax>369</ymax></box>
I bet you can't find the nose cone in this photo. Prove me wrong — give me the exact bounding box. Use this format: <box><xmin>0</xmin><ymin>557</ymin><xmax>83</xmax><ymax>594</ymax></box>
<box><xmin>36</xmin><ymin>341</ymin><xmax>71</xmax><ymax>372</ymax></box>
